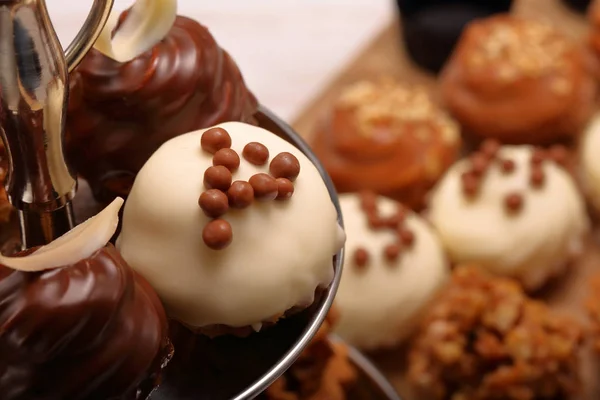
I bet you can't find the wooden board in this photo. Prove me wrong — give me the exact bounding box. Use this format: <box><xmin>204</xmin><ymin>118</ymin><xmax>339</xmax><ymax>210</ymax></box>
<box><xmin>291</xmin><ymin>0</ymin><xmax>600</xmax><ymax>399</ymax></box>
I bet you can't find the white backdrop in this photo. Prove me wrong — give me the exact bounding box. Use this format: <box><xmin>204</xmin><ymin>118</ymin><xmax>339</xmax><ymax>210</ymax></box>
<box><xmin>46</xmin><ymin>0</ymin><xmax>394</xmax><ymax>121</ymax></box>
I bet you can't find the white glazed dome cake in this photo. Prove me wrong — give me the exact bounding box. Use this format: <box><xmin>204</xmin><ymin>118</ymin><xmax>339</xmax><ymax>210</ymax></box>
<box><xmin>429</xmin><ymin>142</ymin><xmax>588</xmax><ymax>290</ymax></box>
<box><xmin>116</xmin><ymin>122</ymin><xmax>345</xmax><ymax>335</ymax></box>
<box><xmin>333</xmin><ymin>192</ymin><xmax>449</xmax><ymax>350</ymax></box>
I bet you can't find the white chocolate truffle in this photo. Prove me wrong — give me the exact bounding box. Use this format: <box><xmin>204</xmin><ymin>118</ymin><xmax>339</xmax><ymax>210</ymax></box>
<box><xmin>582</xmin><ymin>114</ymin><xmax>600</xmax><ymax>214</ymax></box>
<box><xmin>117</xmin><ymin>122</ymin><xmax>344</xmax><ymax>329</ymax></box>
<box><xmin>333</xmin><ymin>193</ymin><xmax>449</xmax><ymax>350</ymax></box>
<box><xmin>429</xmin><ymin>145</ymin><xmax>588</xmax><ymax>290</ymax></box>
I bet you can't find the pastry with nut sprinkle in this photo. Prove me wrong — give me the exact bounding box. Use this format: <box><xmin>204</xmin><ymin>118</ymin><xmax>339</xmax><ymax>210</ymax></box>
<box><xmin>311</xmin><ymin>79</ymin><xmax>461</xmax><ymax>210</ymax></box>
<box><xmin>116</xmin><ymin>122</ymin><xmax>345</xmax><ymax>337</ymax></box>
<box><xmin>333</xmin><ymin>192</ymin><xmax>449</xmax><ymax>350</ymax></box>
<box><xmin>441</xmin><ymin>15</ymin><xmax>596</xmax><ymax>145</ymax></box>
<box><xmin>428</xmin><ymin>141</ymin><xmax>589</xmax><ymax>290</ymax></box>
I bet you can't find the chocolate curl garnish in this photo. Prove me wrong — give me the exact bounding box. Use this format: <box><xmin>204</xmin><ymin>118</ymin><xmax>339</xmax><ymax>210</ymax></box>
<box><xmin>0</xmin><ymin>198</ymin><xmax>124</xmax><ymax>272</ymax></box>
<box><xmin>94</xmin><ymin>0</ymin><xmax>177</xmax><ymax>63</ymax></box>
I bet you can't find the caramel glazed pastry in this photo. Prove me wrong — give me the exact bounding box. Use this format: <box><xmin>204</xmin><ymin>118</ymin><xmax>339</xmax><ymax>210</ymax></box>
<box><xmin>428</xmin><ymin>141</ymin><xmax>588</xmax><ymax>291</ymax></box>
<box><xmin>333</xmin><ymin>192</ymin><xmax>449</xmax><ymax>350</ymax></box>
<box><xmin>117</xmin><ymin>122</ymin><xmax>345</xmax><ymax>336</ymax></box>
<box><xmin>441</xmin><ymin>14</ymin><xmax>596</xmax><ymax>145</ymax></box>
<box><xmin>0</xmin><ymin>199</ymin><xmax>171</xmax><ymax>400</ymax></box>
<box><xmin>67</xmin><ymin>0</ymin><xmax>258</xmax><ymax>203</ymax></box>
<box><xmin>408</xmin><ymin>266</ymin><xmax>583</xmax><ymax>400</ymax></box>
<box><xmin>311</xmin><ymin>79</ymin><xmax>460</xmax><ymax>210</ymax></box>
<box><xmin>261</xmin><ymin>308</ymin><xmax>357</xmax><ymax>400</ymax></box>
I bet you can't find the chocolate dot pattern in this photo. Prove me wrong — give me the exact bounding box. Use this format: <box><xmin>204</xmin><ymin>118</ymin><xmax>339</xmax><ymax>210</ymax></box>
<box><xmin>460</xmin><ymin>140</ymin><xmax>569</xmax><ymax>216</ymax></box>
<box><xmin>352</xmin><ymin>191</ymin><xmax>416</xmax><ymax>272</ymax></box>
<box><xmin>199</xmin><ymin>128</ymin><xmax>301</xmax><ymax>250</ymax></box>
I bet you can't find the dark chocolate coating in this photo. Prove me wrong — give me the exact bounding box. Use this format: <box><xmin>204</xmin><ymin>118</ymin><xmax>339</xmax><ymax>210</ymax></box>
<box><xmin>398</xmin><ymin>0</ymin><xmax>513</xmax><ymax>73</ymax></box>
<box><xmin>561</xmin><ymin>0</ymin><xmax>591</xmax><ymax>13</ymax></box>
<box><xmin>0</xmin><ymin>244</ymin><xmax>170</xmax><ymax>400</ymax></box>
<box><xmin>67</xmin><ymin>15</ymin><xmax>258</xmax><ymax>203</ymax></box>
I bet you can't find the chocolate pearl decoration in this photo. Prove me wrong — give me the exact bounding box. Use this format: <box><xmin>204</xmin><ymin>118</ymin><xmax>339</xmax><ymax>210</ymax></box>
<box><xmin>227</xmin><ymin>181</ymin><xmax>254</xmax><ymax>209</ymax></box>
<box><xmin>203</xmin><ymin>219</ymin><xmax>233</xmax><ymax>250</ymax></box>
<box><xmin>243</xmin><ymin>142</ymin><xmax>269</xmax><ymax>165</ymax></box>
<box><xmin>530</xmin><ymin>167</ymin><xmax>545</xmax><ymax>188</ymax></box>
<box><xmin>354</xmin><ymin>247</ymin><xmax>369</xmax><ymax>269</ymax></box>
<box><xmin>204</xmin><ymin>166</ymin><xmax>232</xmax><ymax>191</ymax></box>
<box><xmin>470</xmin><ymin>153</ymin><xmax>489</xmax><ymax>176</ymax></box>
<box><xmin>398</xmin><ymin>228</ymin><xmax>415</xmax><ymax>247</ymax></box>
<box><xmin>384</xmin><ymin>244</ymin><xmax>401</xmax><ymax>263</ymax></box>
<box><xmin>461</xmin><ymin>171</ymin><xmax>479</xmax><ymax>197</ymax></box>
<box><xmin>275</xmin><ymin>178</ymin><xmax>294</xmax><ymax>200</ymax></box>
<box><xmin>270</xmin><ymin>152</ymin><xmax>301</xmax><ymax>181</ymax></box>
<box><xmin>385</xmin><ymin>209</ymin><xmax>406</xmax><ymax>229</ymax></box>
<box><xmin>249</xmin><ymin>173</ymin><xmax>278</xmax><ymax>201</ymax></box>
<box><xmin>201</xmin><ymin>127</ymin><xmax>232</xmax><ymax>154</ymax></box>
<box><xmin>548</xmin><ymin>145</ymin><xmax>568</xmax><ymax>167</ymax></box>
<box><xmin>500</xmin><ymin>159</ymin><xmax>516</xmax><ymax>174</ymax></box>
<box><xmin>531</xmin><ymin>149</ymin><xmax>546</xmax><ymax>165</ymax></box>
<box><xmin>504</xmin><ymin>193</ymin><xmax>524</xmax><ymax>213</ymax></box>
<box><xmin>481</xmin><ymin>139</ymin><xmax>500</xmax><ymax>158</ymax></box>
<box><xmin>198</xmin><ymin>189</ymin><xmax>229</xmax><ymax>218</ymax></box>
<box><xmin>213</xmin><ymin>148</ymin><xmax>240</xmax><ymax>172</ymax></box>
<box><xmin>359</xmin><ymin>191</ymin><xmax>378</xmax><ymax>212</ymax></box>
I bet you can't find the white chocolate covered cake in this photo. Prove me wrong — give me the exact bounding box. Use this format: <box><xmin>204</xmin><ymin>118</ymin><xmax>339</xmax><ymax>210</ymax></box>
<box><xmin>116</xmin><ymin>122</ymin><xmax>344</xmax><ymax>334</ymax></box>
<box><xmin>429</xmin><ymin>142</ymin><xmax>588</xmax><ymax>290</ymax></box>
<box><xmin>333</xmin><ymin>193</ymin><xmax>449</xmax><ymax>350</ymax></box>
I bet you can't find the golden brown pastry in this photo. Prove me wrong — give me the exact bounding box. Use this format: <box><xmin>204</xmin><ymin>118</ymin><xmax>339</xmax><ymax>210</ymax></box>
<box><xmin>408</xmin><ymin>266</ymin><xmax>583</xmax><ymax>400</ymax></box>
<box><xmin>441</xmin><ymin>14</ymin><xmax>596</xmax><ymax>145</ymax></box>
<box><xmin>311</xmin><ymin>79</ymin><xmax>461</xmax><ymax>209</ymax></box>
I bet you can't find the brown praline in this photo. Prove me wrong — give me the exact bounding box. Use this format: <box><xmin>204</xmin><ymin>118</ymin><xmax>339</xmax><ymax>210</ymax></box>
<box><xmin>66</xmin><ymin>14</ymin><xmax>258</xmax><ymax>204</ymax></box>
<box><xmin>0</xmin><ymin>244</ymin><xmax>171</xmax><ymax>400</ymax></box>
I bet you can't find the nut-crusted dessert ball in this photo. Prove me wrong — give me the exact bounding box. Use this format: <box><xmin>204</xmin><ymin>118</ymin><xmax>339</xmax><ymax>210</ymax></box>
<box><xmin>428</xmin><ymin>142</ymin><xmax>588</xmax><ymax>290</ymax></box>
<box><xmin>333</xmin><ymin>192</ymin><xmax>449</xmax><ymax>350</ymax></box>
<box><xmin>311</xmin><ymin>79</ymin><xmax>460</xmax><ymax>209</ymax></box>
<box><xmin>117</xmin><ymin>122</ymin><xmax>345</xmax><ymax>336</ymax></box>
<box><xmin>441</xmin><ymin>15</ymin><xmax>596</xmax><ymax>145</ymax></box>
<box><xmin>408</xmin><ymin>266</ymin><xmax>583</xmax><ymax>400</ymax></box>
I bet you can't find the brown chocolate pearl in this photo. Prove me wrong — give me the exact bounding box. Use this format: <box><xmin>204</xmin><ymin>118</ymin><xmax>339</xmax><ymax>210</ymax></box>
<box><xmin>384</xmin><ymin>244</ymin><xmax>401</xmax><ymax>263</ymax></box>
<box><xmin>243</xmin><ymin>142</ymin><xmax>269</xmax><ymax>165</ymax></box>
<box><xmin>249</xmin><ymin>173</ymin><xmax>278</xmax><ymax>201</ymax></box>
<box><xmin>204</xmin><ymin>166</ymin><xmax>232</xmax><ymax>191</ymax></box>
<box><xmin>530</xmin><ymin>167</ymin><xmax>545</xmax><ymax>188</ymax></box>
<box><xmin>461</xmin><ymin>171</ymin><xmax>479</xmax><ymax>197</ymax></box>
<box><xmin>198</xmin><ymin>189</ymin><xmax>229</xmax><ymax>218</ymax></box>
<box><xmin>504</xmin><ymin>193</ymin><xmax>524</xmax><ymax>213</ymax></box>
<box><xmin>359</xmin><ymin>191</ymin><xmax>378</xmax><ymax>212</ymax></box>
<box><xmin>276</xmin><ymin>178</ymin><xmax>294</xmax><ymax>200</ymax></box>
<box><xmin>548</xmin><ymin>145</ymin><xmax>569</xmax><ymax>167</ymax></box>
<box><xmin>203</xmin><ymin>219</ymin><xmax>233</xmax><ymax>250</ymax></box>
<box><xmin>470</xmin><ymin>153</ymin><xmax>489</xmax><ymax>176</ymax></box>
<box><xmin>500</xmin><ymin>159</ymin><xmax>516</xmax><ymax>174</ymax></box>
<box><xmin>270</xmin><ymin>152</ymin><xmax>301</xmax><ymax>181</ymax></box>
<box><xmin>385</xmin><ymin>209</ymin><xmax>407</xmax><ymax>229</ymax></box>
<box><xmin>201</xmin><ymin>127</ymin><xmax>232</xmax><ymax>154</ymax></box>
<box><xmin>398</xmin><ymin>228</ymin><xmax>415</xmax><ymax>247</ymax></box>
<box><xmin>213</xmin><ymin>148</ymin><xmax>240</xmax><ymax>172</ymax></box>
<box><xmin>530</xmin><ymin>149</ymin><xmax>546</xmax><ymax>165</ymax></box>
<box><xmin>368</xmin><ymin>215</ymin><xmax>387</xmax><ymax>229</ymax></box>
<box><xmin>227</xmin><ymin>181</ymin><xmax>254</xmax><ymax>209</ymax></box>
<box><xmin>481</xmin><ymin>139</ymin><xmax>500</xmax><ymax>158</ymax></box>
<box><xmin>354</xmin><ymin>247</ymin><xmax>369</xmax><ymax>269</ymax></box>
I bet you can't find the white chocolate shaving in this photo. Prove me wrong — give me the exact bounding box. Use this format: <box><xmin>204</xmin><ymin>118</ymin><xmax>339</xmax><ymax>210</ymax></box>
<box><xmin>1</xmin><ymin>198</ymin><xmax>124</xmax><ymax>272</ymax></box>
<box><xmin>94</xmin><ymin>0</ymin><xmax>177</xmax><ymax>63</ymax></box>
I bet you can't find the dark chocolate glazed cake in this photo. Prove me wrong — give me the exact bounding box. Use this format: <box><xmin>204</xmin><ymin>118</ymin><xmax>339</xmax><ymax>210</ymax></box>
<box><xmin>0</xmin><ymin>244</ymin><xmax>171</xmax><ymax>400</ymax></box>
<box><xmin>67</xmin><ymin>14</ymin><xmax>258</xmax><ymax>203</ymax></box>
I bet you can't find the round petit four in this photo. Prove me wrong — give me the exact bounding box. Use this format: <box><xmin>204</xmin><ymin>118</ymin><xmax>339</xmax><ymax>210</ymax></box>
<box><xmin>311</xmin><ymin>79</ymin><xmax>460</xmax><ymax>209</ymax></box>
<box><xmin>262</xmin><ymin>308</ymin><xmax>357</xmax><ymax>400</ymax></box>
<box><xmin>67</xmin><ymin>0</ymin><xmax>258</xmax><ymax>203</ymax></box>
<box><xmin>333</xmin><ymin>193</ymin><xmax>449</xmax><ymax>350</ymax></box>
<box><xmin>428</xmin><ymin>142</ymin><xmax>588</xmax><ymax>290</ymax></box>
<box><xmin>397</xmin><ymin>0</ymin><xmax>514</xmax><ymax>73</ymax></box>
<box><xmin>441</xmin><ymin>15</ymin><xmax>596</xmax><ymax>145</ymax></box>
<box><xmin>117</xmin><ymin>122</ymin><xmax>344</xmax><ymax>335</ymax></box>
<box><xmin>408</xmin><ymin>266</ymin><xmax>582</xmax><ymax>400</ymax></box>
<box><xmin>0</xmin><ymin>199</ymin><xmax>171</xmax><ymax>399</ymax></box>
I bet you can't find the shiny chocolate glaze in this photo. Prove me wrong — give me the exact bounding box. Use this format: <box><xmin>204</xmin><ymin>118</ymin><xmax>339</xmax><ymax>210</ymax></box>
<box><xmin>67</xmin><ymin>15</ymin><xmax>258</xmax><ymax>203</ymax></box>
<box><xmin>0</xmin><ymin>244</ymin><xmax>170</xmax><ymax>400</ymax></box>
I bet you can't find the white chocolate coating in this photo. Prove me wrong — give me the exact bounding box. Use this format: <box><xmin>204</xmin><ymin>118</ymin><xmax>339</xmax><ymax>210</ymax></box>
<box><xmin>582</xmin><ymin>114</ymin><xmax>600</xmax><ymax>214</ymax></box>
<box><xmin>333</xmin><ymin>194</ymin><xmax>449</xmax><ymax>350</ymax></box>
<box><xmin>429</xmin><ymin>145</ymin><xmax>588</xmax><ymax>290</ymax></box>
<box><xmin>117</xmin><ymin>122</ymin><xmax>343</xmax><ymax>328</ymax></box>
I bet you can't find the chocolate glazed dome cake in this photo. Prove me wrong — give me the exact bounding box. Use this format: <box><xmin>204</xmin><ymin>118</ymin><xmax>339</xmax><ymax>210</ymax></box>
<box><xmin>67</xmin><ymin>0</ymin><xmax>258</xmax><ymax>203</ymax></box>
<box><xmin>0</xmin><ymin>200</ymin><xmax>171</xmax><ymax>400</ymax></box>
